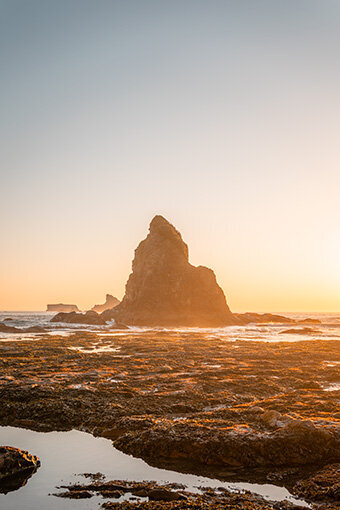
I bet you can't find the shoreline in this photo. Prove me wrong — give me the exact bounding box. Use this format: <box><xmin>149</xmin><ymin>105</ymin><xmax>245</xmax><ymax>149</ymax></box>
<box><xmin>0</xmin><ymin>331</ymin><xmax>339</xmax><ymax>508</ymax></box>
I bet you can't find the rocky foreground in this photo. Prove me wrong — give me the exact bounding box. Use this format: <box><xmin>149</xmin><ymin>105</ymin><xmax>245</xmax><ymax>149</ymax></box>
<box><xmin>0</xmin><ymin>446</ymin><xmax>40</xmax><ymax>493</ymax></box>
<box><xmin>0</xmin><ymin>330</ymin><xmax>339</xmax><ymax>507</ymax></box>
<box><xmin>55</xmin><ymin>477</ymin><xmax>309</xmax><ymax>509</ymax></box>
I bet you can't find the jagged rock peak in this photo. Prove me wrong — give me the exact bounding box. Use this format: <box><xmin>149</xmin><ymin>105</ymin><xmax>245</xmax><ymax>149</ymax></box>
<box><xmin>145</xmin><ymin>215</ymin><xmax>189</xmax><ymax>260</ymax></box>
<box><xmin>91</xmin><ymin>294</ymin><xmax>120</xmax><ymax>313</ymax></box>
<box><xmin>110</xmin><ymin>215</ymin><xmax>237</xmax><ymax>327</ymax></box>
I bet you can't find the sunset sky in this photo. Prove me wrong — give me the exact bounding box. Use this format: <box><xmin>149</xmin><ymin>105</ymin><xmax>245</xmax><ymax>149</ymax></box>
<box><xmin>1</xmin><ymin>0</ymin><xmax>339</xmax><ymax>312</ymax></box>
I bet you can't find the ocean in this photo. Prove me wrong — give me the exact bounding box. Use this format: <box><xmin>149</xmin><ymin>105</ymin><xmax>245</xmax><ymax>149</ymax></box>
<box><xmin>0</xmin><ymin>311</ymin><xmax>339</xmax><ymax>343</ymax></box>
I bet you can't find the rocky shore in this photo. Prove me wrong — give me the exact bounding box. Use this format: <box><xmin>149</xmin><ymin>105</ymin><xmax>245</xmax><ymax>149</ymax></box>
<box><xmin>0</xmin><ymin>446</ymin><xmax>40</xmax><ymax>493</ymax></box>
<box><xmin>55</xmin><ymin>478</ymin><xmax>308</xmax><ymax>509</ymax></box>
<box><xmin>0</xmin><ymin>330</ymin><xmax>339</xmax><ymax>507</ymax></box>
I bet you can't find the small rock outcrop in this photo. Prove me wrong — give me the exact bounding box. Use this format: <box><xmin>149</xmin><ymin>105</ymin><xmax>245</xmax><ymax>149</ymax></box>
<box><xmin>51</xmin><ymin>310</ymin><xmax>106</xmax><ymax>325</ymax></box>
<box><xmin>47</xmin><ymin>304</ymin><xmax>80</xmax><ymax>312</ymax></box>
<box><xmin>50</xmin><ymin>311</ymin><xmax>127</xmax><ymax>328</ymax></box>
<box><xmin>91</xmin><ymin>294</ymin><xmax>120</xmax><ymax>313</ymax></box>
<box><xmin>0</xmin><ymin>446</ymin><xmax>40</xmax><ymax>494</ymax></box>
<box><xmin>298</xmin><ymin>318</ymin><xmax>322</xmax><ymax>324</ymax></box>
<box><xmin>293</xmin><ymin>463</ymin><xmax>340</xmax><ymax>502</ymax></box>
<box><xmin>110</xmin><ymin>215</ymin><xmax>237</xmax><ymax>326</ymax></box>
<box><xmin>279</xmin><ymin>327</ymin><xmax>318</xmax><ymax>335</ymax></box>
<box><xmin>235</xmin><ymin>313</ymin><xmax>295</xmax><ymax>324</ymax></box>
<box><xmin>0</xmin><ymin>323</ymin><xmax>46</xmax><ymax>334</ymax></box>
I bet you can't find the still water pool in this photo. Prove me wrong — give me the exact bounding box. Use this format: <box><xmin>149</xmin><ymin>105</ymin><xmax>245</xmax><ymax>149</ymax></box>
<box><xmin>0</xmin><ymin>426</ymin><xmax>309</xmax><ymax>509</ymax></box>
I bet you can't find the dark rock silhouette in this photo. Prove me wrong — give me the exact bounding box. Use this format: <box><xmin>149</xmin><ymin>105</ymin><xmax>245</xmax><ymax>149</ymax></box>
<box><xmin>91</xmin><ymin>294</ymin><xmax>120</xmax><ymax>313</ymax></box>
<box><xmin>298</xmin><ymin>318</ymin><xmax>322</xmax><ymax>324</ymax></box>
<box><xmin>235</xmin><ymin>313</ymin><xmax>295</xmax><ymax>324</ymax></box>
<box><xmin>0</xmin><ymin>323</ymin><xmax>19</xmax><ymax>333</ymax></box>
<box><xmin>109</xmin><ymin>215</ymin><xmax>237</xmax><ymax>326</ymax></box>
<box><xmin>0</xmin><ymin>323</ymin><xmax>46</xmax><ymax>334</ymax></box>
<box><xmin>279</xmin><ymin>327</ymin><xmax>318</xmax><ymax>335</ymax></box>
<box><xmin>0</xmin><ymin>446</ymin><xmax>40</xmax><ymax>494</ymax></box>
<box><xmin>51</xmin><ymin>310</ymin><xmax>106</xmax><ymax>325</ymax></box>
<box><xmin>47</xmin><ymin>304</ymin><xmax>80</xmax><ymax>312</ymax></box>
<box><xmin>50</xmin><ymin>311</ymin><xmax>128</xmax><ymax>329</ymax></box>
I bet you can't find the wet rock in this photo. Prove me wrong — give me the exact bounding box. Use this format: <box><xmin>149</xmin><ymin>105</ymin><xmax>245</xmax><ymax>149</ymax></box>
<box><xmin>247</xmin><ymin>406</ymin><xmax>265</xmax><ymax>414</ymax></box>
<box><xmin>298</xmin><ymin>318</ymin><xmax>322</xmax><ymax>324</ymax></box>
<box><xmin>0</xmin><ymin>446</ymin><xmax>40</xmax><ymax>493</ymax></box>
<box><xmin>261</xmin><ymin>410</ymin><xmax>282</xmax><ymax>427</ymax></box>
<box><xmin>108</xmin><ymin>215</ymin><xmax>237</xmax><ymax>326</ymax></box>
<box><xmin>283</xmin><ymin>419</ymin><xmax>316</xmax><ymax>433</ymax></box>
<box><xmin>57</xmin><ymin>490</ymin><xmax>93</xmax><ymax>498</ymax></box>
<box><xmin>235</xmin><ymin>313</ymin><xmax>295</xmax><ymax>324</ymax></box>
<box><xmin>279</xmin><ymin>328</ymin><xmax>318</xmax><ymax>335</ymax></box>
<box><xmin>0</xmin><ymin>323</ymin><xmax>20</xmax><ymax>333</ymax></box>
<box><xmin>58</xmin><ymin>479</ymin><xmax>305</xmax><ymax>509</ymax></box>
<box><xmin>51</xmin><ymin>310</ymin><xmax>106</xmax><ymax>325</ymax></box>
<box><xmin>0</xmin><ymin>332</ymin><xmax>339</xmax><ymax>479</ymax></box>
<box><xmin>293</xmin><ymin>463</ymin><xmax>340</xmax><ymax>502</ymax></box>
<box><xmin>147</xmin><ymin>488</ymin><xmax>186</xmax><ymax>501</ymax></box>
<box><xmin>25</xmin><ymin>326</ymin><xmax>46</xmax><ymax>333</ymax></box>
<box><xmin>114</xmin><ymin>418</ymin><xmax>340</xmax><ymax>470</ymax></box>
<box><xmin>0</xmin><ymin>323</ymin><xmax>45</xmax><ymax>333</ymax></box>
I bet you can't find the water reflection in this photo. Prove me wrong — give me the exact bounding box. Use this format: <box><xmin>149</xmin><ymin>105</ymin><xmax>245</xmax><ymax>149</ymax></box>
<box><xmin>0</xmin><ymin>426</ymin><xmax>309</xmax><ymax>510</ymax></box>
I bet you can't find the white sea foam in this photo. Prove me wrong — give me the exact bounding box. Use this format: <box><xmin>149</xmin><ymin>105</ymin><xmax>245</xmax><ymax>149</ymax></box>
<box><xmin>0</xmin><ymin>311</ymin><xmax>339</xmax><ymax>343</ymax></box>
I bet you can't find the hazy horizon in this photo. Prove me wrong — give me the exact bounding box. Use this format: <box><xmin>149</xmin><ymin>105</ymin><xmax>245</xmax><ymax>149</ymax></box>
<box><xmin>1</xmin><ymin>1</ymin><xmax>339</xmax><ymax>313</ymax></box>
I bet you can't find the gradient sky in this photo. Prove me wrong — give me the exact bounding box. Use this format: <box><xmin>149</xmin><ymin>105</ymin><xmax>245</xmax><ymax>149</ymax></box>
<box><xmin>1</xmin><ymin>0</ymin><xmax>339</xmax><ymax>312</ymax></box>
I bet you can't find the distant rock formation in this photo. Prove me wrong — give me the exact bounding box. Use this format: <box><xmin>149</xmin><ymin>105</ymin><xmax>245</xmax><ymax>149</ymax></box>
<box><xmin>50</xmin><ymin>310</ymin><xmax>128</xmax><ymax>329</ymax></box>
<box><xmin>108</xmin><ymin>215</ymin><xmax>237</xmax><ymax>326</ymax></box>
<box><xmin>235</xmin><ymin>313</ymin><xmax>295</xmax><ymax>324</ymax></box>
<box><xmin>91</xmin><ymin>294</ymin><xmax>120</xmax><ymax>313</ymax></box>
<box><xmin>51</xmin><ymin>310</ymin><xmax>106</xmax><ymax>325</ymax></box>
<box><xmin>47</xmin><ymin>304</ymin><xmax>80</xmax><ymax>313</ymax></box>
<box><xmin>0</xmin><ymin>323</ymin><xmax>46</xmax><ymax>334</ymax></box>
<box><xmin>279</xmin><ymin>327</ymin><xmax>318</xmax><ymax>335</ymax></box>
<box><xmin>298</xmin><ymin>318</ymin><xmax>322</xmax><ymax>324</ymax></box>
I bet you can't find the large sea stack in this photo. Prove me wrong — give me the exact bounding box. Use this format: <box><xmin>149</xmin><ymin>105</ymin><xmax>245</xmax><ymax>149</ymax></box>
<box><xmin>108</xmin><ymin>215</ymin><xmax>237</xmax><ymax>326</ymax></box>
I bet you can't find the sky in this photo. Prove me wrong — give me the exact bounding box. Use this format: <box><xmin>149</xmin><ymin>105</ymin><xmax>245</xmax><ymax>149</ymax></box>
<box><xmin>0</xmin><ymin>0</ymin><xmax>339</xmax><ymax>312</ymax></box>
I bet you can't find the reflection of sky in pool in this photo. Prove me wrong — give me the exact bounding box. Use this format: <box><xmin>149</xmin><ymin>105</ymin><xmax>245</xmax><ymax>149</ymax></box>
<box><xmin>0</xmin><ymin>426</ymin><xmax>309</xmax><ymax>510</ymax></box>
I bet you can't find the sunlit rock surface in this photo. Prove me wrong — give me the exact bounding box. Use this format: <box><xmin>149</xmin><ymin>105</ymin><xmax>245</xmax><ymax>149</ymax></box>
<box><xmin>0</xmin><ymin>332</ymin><xmax>339</xmax><ymax>486</ymax></box>
<box><xmin>110</xmin><ymin>215</ymin><xmax>237</xmax><ymax>326</ymax></box>
<box><xmin>0</xmin><ymin>446</ymin><xmax>40</xmax><ymax>494</ymax></box>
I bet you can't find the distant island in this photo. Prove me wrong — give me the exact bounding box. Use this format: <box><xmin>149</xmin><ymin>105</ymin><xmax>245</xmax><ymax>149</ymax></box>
<box><xmin>46</xmin><ymin>304</ymin><xmax>80</xmax><ymax>313</ymax></box>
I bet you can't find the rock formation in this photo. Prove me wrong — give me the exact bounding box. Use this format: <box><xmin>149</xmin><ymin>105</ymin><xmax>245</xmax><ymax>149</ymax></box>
<box><xmin>109</xmin><ymin>215</ymin><xmax>237</xmax><ymax>326</ymax></box>
<box><xmin>0</xmin><ymin>323</ymin><xmax>46</xmax><ymax>333</ymax></box>
<box><xmin>0</xmin><ymin>446</ymin><xmax>40</xmax><ymax>494</ymax></box>
<box><xmin>234</xmin><ymin>313</ymin><xmax>295</xmax><ymax>324</ymax></box>
<box><xmin>91</xmin><ymin>294</ymin><xmax>120</xmax><ymax>313</ymax></box>
<box><xmin>47</xmin><ymin>304</ymin><xmax>80</xmax><ymax>312</ymax></box>
<box><xmin>51</xmin><ymin>310</ymin><xmax>106</xmax><ymax>325</ymax></box>
<box><xmin>50</xmin><ymin>310</ymin><xmax>127</xmax><ymax>328</ymax></box>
